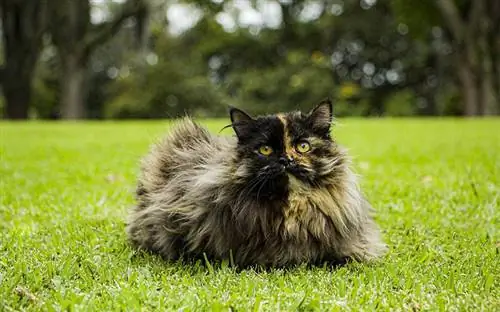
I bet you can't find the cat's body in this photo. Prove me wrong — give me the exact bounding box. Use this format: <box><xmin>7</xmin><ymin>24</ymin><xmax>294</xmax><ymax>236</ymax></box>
<box><xmin>126</xmin><ymin>100</ymin><xmax>386</xmax><ymax>267</ymax></box>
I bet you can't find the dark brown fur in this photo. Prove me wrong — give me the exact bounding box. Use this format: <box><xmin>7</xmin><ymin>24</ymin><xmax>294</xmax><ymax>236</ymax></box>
<box><xmin>126</xmin><ymin>100</ymin><xmax>386</xmax><ymax>267</ymax></box>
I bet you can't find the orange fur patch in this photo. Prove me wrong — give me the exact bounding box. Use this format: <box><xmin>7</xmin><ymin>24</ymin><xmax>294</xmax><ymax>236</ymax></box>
<box><xmin>277</xmin><ymin>114</ymin><xmax>311</xmax><ymax>167</ymax></box>
<box><xmin>277</xmin><ymin>115</ymin><xmax>315</xmax><ymax>235</ymax></box>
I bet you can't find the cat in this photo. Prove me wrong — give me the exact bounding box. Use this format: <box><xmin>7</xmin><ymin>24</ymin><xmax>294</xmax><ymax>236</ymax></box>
<box><xmin>126</xmin><ymin>99</ymin><xmax>386</xmax><ymax>267</ymax></box>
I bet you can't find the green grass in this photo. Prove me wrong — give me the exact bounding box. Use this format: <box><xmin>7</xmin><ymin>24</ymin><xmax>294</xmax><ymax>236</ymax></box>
<box><xmin>1</xmin><ymin>118</ymin><xmax>499</xmax><ymax>311</ymax></box>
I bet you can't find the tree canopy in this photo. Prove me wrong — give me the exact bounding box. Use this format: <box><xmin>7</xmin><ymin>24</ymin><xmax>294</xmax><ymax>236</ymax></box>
<box><xmin>1</xmin><ymin>0</ymin><xmax>498</xmax><ymax>119</ymax></box>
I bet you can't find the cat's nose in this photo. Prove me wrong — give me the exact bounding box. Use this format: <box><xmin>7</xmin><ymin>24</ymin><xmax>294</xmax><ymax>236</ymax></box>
<box><xmin>278</xmin><ymin>156</ymin><xmax>289</xmax><ymax>166</ymax></box>
<box><xmin>279</xmin><ymin>156</ymin><xmax>293</xmax><ymax>166</ymax></box>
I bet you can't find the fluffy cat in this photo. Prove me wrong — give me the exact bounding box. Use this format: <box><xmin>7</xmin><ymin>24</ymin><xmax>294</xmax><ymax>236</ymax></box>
<box><xmin>126</xmin><ymin>100</ymin><xmax>386</xmax><ymax>267</ymax></box>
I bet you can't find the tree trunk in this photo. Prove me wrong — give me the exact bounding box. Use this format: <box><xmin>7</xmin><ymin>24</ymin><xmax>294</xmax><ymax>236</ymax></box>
<box><xmin>60</xmin><ymin>55</ymin><xmax>88</xmax><ymax>119</ymax></box>
<box><xmin>488</xmin><ymin>0</ymin><xmax>500</xmax><ymax>114</ymax></box>
<box><xmin>457</xmin><ymin>62</ymin><xmax>479</xmax><ymax>116</ymax></box>
<box><xmin>435</xmin><ymin>0</ymin><xmax>491</xmax><ymax>117</ymax></box>
<box><xmin>495</xmin><ymin>38</ymin><xmax>500</xmax><ymax>113</ymax></box>
<box><xmin>1</xmin><ymin>0</ymin><xmax>46</xmax><ymax>119</ymax></box>
<box><xmin>3</xmin><ymin>73</ymin><xmax>31</xmax><ymax>119</ymax></box>
<box><xmin>480</xmin><ymin>62</ymin><xmax>497</xmax><ymax>115</ymax></box>
<box><xmin>47</xmin><ymin>0</ymin><xmax>148</xmax><ymax>119</ymax></box>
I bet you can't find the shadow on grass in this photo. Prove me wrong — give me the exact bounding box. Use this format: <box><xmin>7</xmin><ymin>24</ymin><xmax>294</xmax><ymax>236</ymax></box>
<box><xmin>126</xmin><ymin>246</ymin><xmax>385</xmax><ymax>276</ymax></box>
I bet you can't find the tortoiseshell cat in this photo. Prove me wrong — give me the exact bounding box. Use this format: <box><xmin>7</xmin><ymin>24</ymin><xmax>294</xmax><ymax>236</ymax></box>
<box><xmin>126</xmin><ymin>100</ymin><xmax>386</xmax><ymax>267</ymax></box>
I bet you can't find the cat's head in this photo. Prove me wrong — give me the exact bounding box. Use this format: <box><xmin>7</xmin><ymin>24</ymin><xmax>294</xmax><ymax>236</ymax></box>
<box><xmin>230</xmin><ymin>99</ymin><xmax>339</xmax><ymax>200</ymax></box>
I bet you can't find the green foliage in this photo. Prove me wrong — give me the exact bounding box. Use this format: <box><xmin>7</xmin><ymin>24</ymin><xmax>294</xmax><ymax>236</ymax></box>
<box><xmin>30</xmin><ymin>57</ymin><xmax>59</xmax><ymax>119</ymax></box>
<box><xmin>105</xmin><ymin>31</ymin><xmax>228</xmax><ymax>118</ymax></box>
<box><xmin>389</xmin><ymin>0</ymin><xmax>441</xmax><ymax>39</ymax></box>
<box><xmin>97</xmin><ymin>0</ymin><xmax>458</xmax><ymax>119</ymax></box>
<box><xmin>333</xmin><ymin>99</ymin><xmax>371</xmax><ymax>117</ymax></box>
<box><xmin>14</xmin><ymin>0</ymin><xmax>468</xmax><ymax>118</ymax></box>
<box><xmin>1</xmin><ymin>119</ymin><xmax>499</xmax><ymax>309</ymax></box>
<box><xmin>225</xmin><ymin>49</ymin><xmax>335</xmax><ymax>114</ymax></box>
<box><xmin>383</xmin><ymin>89</ymin><xmax>417</xmax><ymax>116</ymax></box>
<box><xmin>435</xmin><ymin>85</ymin><xmax>464</xmax><ymax>116</ymax></box>
<box><xmin>0</xmin><ymin>97</ymin><xmax>4</xmax><ymax>119</ymax></box>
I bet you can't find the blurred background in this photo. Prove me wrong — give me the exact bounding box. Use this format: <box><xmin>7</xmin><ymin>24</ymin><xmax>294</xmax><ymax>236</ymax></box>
<box><xmin>1</xmin><ymin>0</ymin><xmax>499</xmax><ymax>120</ymax></box>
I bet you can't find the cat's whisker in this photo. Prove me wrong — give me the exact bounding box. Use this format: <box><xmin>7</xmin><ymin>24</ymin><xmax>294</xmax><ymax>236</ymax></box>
<box><xmin>236</xmin><ymin>173</ymin><xmax>266</xmax><ymax>209</ymax></box>
<box><xmin>255</xmin><ymin>178</ymin><xmax>268</xmax><ymax>203</ymax></box>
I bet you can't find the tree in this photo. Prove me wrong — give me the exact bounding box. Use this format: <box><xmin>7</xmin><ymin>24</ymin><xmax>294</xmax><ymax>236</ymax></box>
<box><xmin>186</xmin><ymin>0</ymin><xmax>441</xmax><ymax>116</ymax></box>
<box><xmin>47</xmin><ymin>0</ymin><xmax>148</xmax><ymax>119</ymax></box>
<box><xmin>1</xmin><ymin>0</ymin><xmax>46</xmax><ymax>119</ymax></box>
<box><xmin>105</xmin><ymin>20</ymin><xmax>229</xmax><ymax>119</ymax></box>
<box><xmin>436</xmin><ymin>0</ymin><xmax>500</xmax><ymax>115</ymax></box>
<box><xmin>391</xmin><ymin>0</ymin><xmax>500</xmax><ymax>116</ymax></box>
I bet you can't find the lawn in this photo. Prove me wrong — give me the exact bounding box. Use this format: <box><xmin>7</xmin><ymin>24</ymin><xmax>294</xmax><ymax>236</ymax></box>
<box><xmin>1</xmin><ymin>118</ymin><xmax>499</xmax><ymax>311</ymax></box>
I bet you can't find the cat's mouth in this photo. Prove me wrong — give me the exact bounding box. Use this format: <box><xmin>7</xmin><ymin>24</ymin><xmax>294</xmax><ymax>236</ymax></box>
<box><xmin>283</xmin><ymin>162</ymin><xmax>304</xmax><ymax>174</ymax></box>
<box><xmin>284</xmin><ymin>165</ymin><xmax>315</xmax><ymax>186</ymax></box>
<box><xmin>262</xmin><ymin>164</ymin><xmax>311</xmax><ymax>184</ymax></box>
<box><xmin>279</xmin><ymin>158</ymin><xmax>309</xmax><ymax>176</ymax></box>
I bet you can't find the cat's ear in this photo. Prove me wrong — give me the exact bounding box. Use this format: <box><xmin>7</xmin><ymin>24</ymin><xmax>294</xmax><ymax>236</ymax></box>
<box><xmin>308</xmin><ymin>98</ymin><xmax>333</xmax><ymax>136</ymax></box>
<box><xmin>229</xmin><ymin>106</ymin><xmax>255</xmax><ymax>138</ymax></box>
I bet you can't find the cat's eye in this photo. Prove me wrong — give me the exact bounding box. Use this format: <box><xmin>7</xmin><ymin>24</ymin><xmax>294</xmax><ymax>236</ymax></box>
<box><xmin>258</xmin><ymin>145</ymin><xmax>273</xmax><ymax>156</ymax></box>
<box><xmin>295</xmin><ymin>141</ymin><xmax>311</xmax><ymax>153</ymax></box>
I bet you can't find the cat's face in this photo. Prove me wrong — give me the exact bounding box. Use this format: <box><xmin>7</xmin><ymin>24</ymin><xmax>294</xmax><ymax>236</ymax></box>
<box><xmin>230</xmin><ymin>100</ymin><xmax>336</xmax><ymax>200</ymax></box>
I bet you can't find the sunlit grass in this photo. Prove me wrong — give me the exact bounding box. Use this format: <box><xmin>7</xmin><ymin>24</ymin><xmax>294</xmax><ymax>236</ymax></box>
<box><xmin>1</xmin><ymin>118</ymin><xmax>499</xmax><ymax>311</ymax></box>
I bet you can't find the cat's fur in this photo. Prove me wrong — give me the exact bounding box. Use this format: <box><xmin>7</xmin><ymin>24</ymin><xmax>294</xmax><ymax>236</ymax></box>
<box><xmin>126</xmin><ymin>100</ymin><xmax>386</xmax><ymax>267</ymax></box>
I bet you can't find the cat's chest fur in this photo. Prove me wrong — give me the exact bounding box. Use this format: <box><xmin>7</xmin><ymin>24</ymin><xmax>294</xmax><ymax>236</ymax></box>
<box><xmin>278</xmin><ymin>186</ymin><xmax>350</xmax><ymax>244</ymax></box>
<box><xmin>227</xmin><ymin>187</ymin><xmax>344</xmax><ymax>266</ymax></box>
<box><xmin>282</xmin><ymin>189</ymin><xmax>328</xmax><ymax>240</ymax></box>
